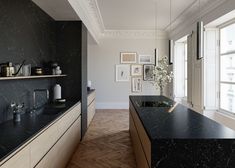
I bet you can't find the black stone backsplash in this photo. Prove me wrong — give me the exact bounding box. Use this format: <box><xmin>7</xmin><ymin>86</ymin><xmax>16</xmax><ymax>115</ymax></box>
<box><xmin>0</xmin><ymin>79</ymin><xmax>56</xmax><ymax>123</ymax></box>
<box><xmin>0</xmin><ymin>0</ymin><xmax>57</xmax><ymax>123</ymax></box>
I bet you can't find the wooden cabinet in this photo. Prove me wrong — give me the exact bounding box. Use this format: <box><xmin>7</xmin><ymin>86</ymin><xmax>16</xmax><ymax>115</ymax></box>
<box><xmin>33</xmin><ymin>103</ymin><xmax>81</xmax><ymax>168</ymax></box>
<box><xmin>0</xmin><ymin>146</ymin><xmax>30</xmax><ymax>168</ymax></box>
<box><xmin>58</xmin><ymin>103</ymin><xmax>81</xmax><ymax>137</ymax></box>
<box><xmin>30</xmin><ymin>122</ymin><xmax>59</xmax><ymax>166</ymax></box>
<box><xmin>87</xmin><ymin>91</ymin><xmax>95</xmax><ymax>106</ymax></box>
<box><xmin>129</xmin><ymin>102</ymin><xmax>151</xmax><ymax>168</ymax></box>
<box><xmin>0</xmin><ymin>102</ymin><xmax>81</xmax><ymax>168</ymax></box>
<box><xmin>36</xmin><ymin>117</ymin><xmax>81</xmax><ymax>168</ymax></box>
<box><xmin>129</xmin><ymin>114</ymin><xmax>149</xmax><ymax>168</ymax></box>
<box><xmin>87</xmin><ymin>91</ymin><xmax>96</xmax><ymax>127</ymax></box>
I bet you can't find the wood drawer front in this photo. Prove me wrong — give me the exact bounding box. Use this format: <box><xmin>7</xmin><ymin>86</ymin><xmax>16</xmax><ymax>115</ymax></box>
<box><xmin>87</xmin><ymin>100</ymin><xmax>95</xmax><ymax>127</ymax></box>
<box><xmin>87</xmin><ymin>91</ymin><xmax>95</xmax><ymax>105</ymax></box>
<box><xmin>130</xmin><ymin>107</ymin><xmax>151</xmax><ymax>166</ymax></box>
<box><xmin>53</xmin><ymin>117</ymin><xmax>81</xmax><ymax>168</ymax></box>
<box><xmin>30</xmin><ymin>122</ymin><xmax>59</xmax><ymax>167</ymax></box>
<box><xmin>36</xmin><ymin>117</ymin><xmax>81</xmax><ymax>168</ymax></box>
<box><xmin>58</xmin><ymin>103</ymin><xmax>81</xmax><ymax>137</ymax></box>
<box><xmin>130</xmin><ymin>113</ymin><xmax>149</xmax><ymax>168</ymax></box>
<box><xmin>1</xmin><ymin>146</ymin><xmax>30</xmax><ymax>168</ymax></box>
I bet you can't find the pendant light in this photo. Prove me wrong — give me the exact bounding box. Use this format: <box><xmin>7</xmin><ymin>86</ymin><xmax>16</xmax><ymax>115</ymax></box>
<box><xmin>197</xmin><ymin>0</ymin><xmax>204</xmax><ymax>60</ymax></box>
<box><xmin>169</xmin><ymin>0</ymin><xmax>173</xmax><ymax>65</ymax></box>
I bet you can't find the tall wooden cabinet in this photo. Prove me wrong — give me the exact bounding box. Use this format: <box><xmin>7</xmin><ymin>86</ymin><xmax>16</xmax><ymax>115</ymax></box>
<box><xmin>56</xmin><ymin>21</ymin><xmax>88</xmax><ymax>137</ymax></box>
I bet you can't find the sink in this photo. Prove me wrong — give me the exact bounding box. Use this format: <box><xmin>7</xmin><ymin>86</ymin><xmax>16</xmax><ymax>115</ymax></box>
<box><xmin>31</xmin><ymin>104</ymin><xmax>66</xmax><ymax>115</ymax></box>
<box><xmin>42</xmin><ymin>107</ymin><xmax>61</xmax><ymax>115</ymax></box>
<box><xmin>138</xmin><ymin>101</ymin><xmax>172</xmax><ymax>107</ymax></box>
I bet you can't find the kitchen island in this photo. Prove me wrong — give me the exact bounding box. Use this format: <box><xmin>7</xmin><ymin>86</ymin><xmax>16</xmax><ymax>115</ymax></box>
<box><xmin>129</xmin><ymin>96</ymin><xmax>235</xmax><ymax>168</ymax></box>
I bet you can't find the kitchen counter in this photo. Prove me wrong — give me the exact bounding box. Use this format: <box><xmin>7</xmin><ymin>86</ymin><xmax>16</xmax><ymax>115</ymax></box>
<box><xmin>0</xmin><ymin>101</ymin><xmax>79</xmax><ymax>162</ymax></box>
<box><xmin>129</xmin><ymin>95</ymin><xmax>235</xmax><ymax>168</ymax></box>
<box><xmin>87</xmin><ymin>89</ymin><xmax>95</xmax><ymax>96</ymax></box>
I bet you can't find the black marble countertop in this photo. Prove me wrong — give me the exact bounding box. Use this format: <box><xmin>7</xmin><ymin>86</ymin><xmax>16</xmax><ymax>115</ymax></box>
<box><xmin>87</xmin><ymin>89</ymin><xmax>95</xmax><ymax>96</ymax></box>
<box><xmin>0</xmin><ymin>101</ymin><xmax>80</xmax><ymax>163</ymax></box>
<box><xmin>130</xmin><ymin>96</ymin><xmax>235</xmax><ymax>140</ymax></box>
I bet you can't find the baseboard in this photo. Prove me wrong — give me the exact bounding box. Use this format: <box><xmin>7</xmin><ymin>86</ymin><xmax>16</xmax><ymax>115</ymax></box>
<box><xmin>96</xmin><ymin>102</ymin><xmax>129</xmax><ymax>109</ymax></box>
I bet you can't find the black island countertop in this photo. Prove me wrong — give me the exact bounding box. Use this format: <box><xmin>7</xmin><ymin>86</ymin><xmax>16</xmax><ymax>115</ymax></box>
<box><xmin>0</xmin><ymin>101</ymin><xmax>80</xmax><ymax>163</ymax></box>
<box><xmin>129</xmin><ymin>96</ymin><xmax>235</xmax><ymax>168</ymax></box>
<box><xmin>130</xmin><ymin>95</ymin><xmax>235</xmax><ymax>140</ymax></box>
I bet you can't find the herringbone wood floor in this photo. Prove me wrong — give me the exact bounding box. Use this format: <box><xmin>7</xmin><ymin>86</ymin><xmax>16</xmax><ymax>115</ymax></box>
<box><xmin>67</xmin><ymin>109</ymin><xmax>137</xmax><ymax>168</ymax></box>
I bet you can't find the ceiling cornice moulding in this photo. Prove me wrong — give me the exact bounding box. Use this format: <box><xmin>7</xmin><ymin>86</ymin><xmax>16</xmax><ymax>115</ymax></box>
<box><xmin>102</xmin><ymin>30</ymin><xmax>168</xmax><ymax>40</ymax></box>
<box><xmin>69</xmin><ymin>0</ymin><xmax>226</xmax><ymax>42</ymax></box>
<box><xmin>68</xmin><ymin>0</ymin><xmax>103</xmax><ymax>43</ymax></box>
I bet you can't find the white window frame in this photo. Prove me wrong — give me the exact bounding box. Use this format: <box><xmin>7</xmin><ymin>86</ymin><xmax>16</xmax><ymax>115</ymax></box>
<box><xmin>219</xmin><ymin>21</ymin><xmax>235</xmax><ymax>115</ymax></box>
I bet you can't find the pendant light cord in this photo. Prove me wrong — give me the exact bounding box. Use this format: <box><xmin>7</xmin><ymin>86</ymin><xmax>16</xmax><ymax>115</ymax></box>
<box><xmin>155</xmin><ymin>0</ymin><xmax>158</xmax><ymax>49</ymax></box>
<box><xmin>170</xmin><ymin>0</ymin><xmax>172</xmax><ymax>33</ymax></box>
<box><xmin>154</xmin><ymin>0</ymin><xmax>158</xmax><ymax>66</ymax></box>
<box><xmin>199</xmin><ymin>0</ymin><xmax>201</xmax><ymax>20</ymax></box>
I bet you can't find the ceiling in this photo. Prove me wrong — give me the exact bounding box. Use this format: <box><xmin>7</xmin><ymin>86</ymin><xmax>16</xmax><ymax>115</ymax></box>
<box><xmin>32</xmin><ymin>0</ymin><xmax>223</xmax><ymax>42</ymax></box>
<box><xmin>97</xmin><ymin>0</ymin><xmax>212</xmax><ymax>30</ymax></box>
<box><xmin>32</xmin><ymin>0</ymin><xmax>80</xmax><ymax>20</ymax></box>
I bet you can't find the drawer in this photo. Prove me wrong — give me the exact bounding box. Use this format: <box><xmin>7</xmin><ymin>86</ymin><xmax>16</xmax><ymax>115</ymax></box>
<box><xmin>130</xmin><ymin>103</ymin><xmax>151</xmax><ymax>166</ymax></box>
<box><xmin>58</xmin><ymin>103</ymin><xmax>81</xmax><ymax>137</ymax></box>
<box><xmin>130</xmin><ymin>113</ymin><xmax>149</xmax><ymax>168</ymax></box>
<box><xmin>87</xmin><ymin>91</ymin><xmax>95</xmax><ymax>106</ymax></box>
<box><xmin>30</xmin><ymin>122</ymin><xmax>59</xmax><ymax>167</ymax></box>
<box><xmin>87</xmin><ymin>100</ymin><xmax>96</xmax><ymax>127</ymax></box>
<box><xmin>1</xmin><ymin>146</ymin><xmax>30</xmax><ymax>168</ymax></box>
<box><xmin>36</xmin><ymin>117</ymin><xmax>81</xmax><ymax>168</ymax></box>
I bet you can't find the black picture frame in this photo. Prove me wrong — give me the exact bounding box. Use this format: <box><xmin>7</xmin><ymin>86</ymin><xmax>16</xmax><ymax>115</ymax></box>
<box><xmin>143</xmin><ymin>64</ymin><xmax>155</xmax><ymax>81</ymax></box>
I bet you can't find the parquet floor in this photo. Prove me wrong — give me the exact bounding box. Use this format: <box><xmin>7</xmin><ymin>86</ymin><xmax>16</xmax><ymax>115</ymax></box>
<box><xmin>67</xmin><ymin>109</ymin><xmax>136</xmax><ymax>168</ymax></box>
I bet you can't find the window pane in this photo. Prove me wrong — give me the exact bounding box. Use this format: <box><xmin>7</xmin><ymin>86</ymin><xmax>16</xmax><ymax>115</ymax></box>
<box><xmin>220</xmin><ymin>23</ymin><xmax>235</xmax><ymax>54</ymax></box>
<box><xmin>185</xmin><ymin>79</ymin><xmax>187</xmax><ymax>97</ymax></box>
<box><xmin>220</xmin><ymin>83</ymin><xmax>235</xmax><ymax>113</ymax></box>
<box><xmin>185</xmin><ymin>61</ymin><xmax>187</xmax><ymax>78</ymax></box>
<box><xmin>220</xmin><ymin>54</ymin><xmax>235</xmax><ymax>82</ymax></box>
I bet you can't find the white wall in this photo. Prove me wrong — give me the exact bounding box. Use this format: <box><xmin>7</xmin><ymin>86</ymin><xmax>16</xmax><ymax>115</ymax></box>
<box><xmin>88</xmin><ymin>35</ymin><xmax>168</xmax><ymax>109</ymax></box>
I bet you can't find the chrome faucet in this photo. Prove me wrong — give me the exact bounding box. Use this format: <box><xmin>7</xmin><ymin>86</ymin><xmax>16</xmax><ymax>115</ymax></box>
<box><xmin>32</xmin><ymin>89</ymin><xmax>49</xmax><ymax>111</ymax></box>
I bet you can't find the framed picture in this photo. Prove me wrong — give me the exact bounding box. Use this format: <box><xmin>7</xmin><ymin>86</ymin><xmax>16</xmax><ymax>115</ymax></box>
<box><xmin>139</xmin><ymin>55</ymin><xmax>153</xmax><ymax>64</ymax></box>
<box><xmin>131</xmin><ymin>64</ymin><xmax>143</xmax><ymax>76</ymax></box>
<box><xmin>143</xmin><ymin>65</ymin><xmax>155</xmax><ymax>81</ymax></box>
<box><xmin>120</xmin><ymin>52</ymin><xmax>137</xmax><ymax>64</ymax></box>
<box><xmin>115</xmin><ymin>65</ymin><xmax>130</xmax><ymax>82</ymax></box>
<box><xmin>132</xmin><ymin>77</ymin><xmax>142</xmax><ymax>93</ymax></box>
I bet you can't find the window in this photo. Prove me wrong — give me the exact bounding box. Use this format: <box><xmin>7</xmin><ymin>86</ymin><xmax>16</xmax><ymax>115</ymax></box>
<box><xmin>174</xmin><ymin>36</ymin><xmax>188</xmax><ymax>101</ymax></box>
<box><xmin>220</xmin><ymin>22</ymin><xmax>235</xmax><ymax>114</ymax></box>
<box><xmin>184</xmin><ymin>43</ymin><xmax>188</xmax><ymax>97</ymax></box>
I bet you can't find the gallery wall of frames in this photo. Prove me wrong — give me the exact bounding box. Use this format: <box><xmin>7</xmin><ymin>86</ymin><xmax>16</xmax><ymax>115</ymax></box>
<box><xmin>115</xmin><ymin>52</ymin><xmax>155</xmax><ymax>93</ymax></box>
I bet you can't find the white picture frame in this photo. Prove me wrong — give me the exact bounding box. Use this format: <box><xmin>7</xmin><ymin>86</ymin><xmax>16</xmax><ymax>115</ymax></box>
<box><xmin>115</xmin><ymin>64</ymin><xmax>130</xmax><ymax>82</ymax></box>
<box><xmin>131</xmin><ymin>64</ymin><xmax>143</xmax><ymax>76</ymax></box>
<box><xmin>132</xmin><ymin>77</ymin><xmax>142</xmax><ymax>93</ymax></box>
<box><xmin>143</xmin><ymin>64</ymin><xmax>155</xmax><ymax>81</ymax></box>
<box><xmin>120</xmin><ymin>52</ymin><xmax>137</xmax><ymax>64</ymax></box>
<box><xmin>139</xmin><ymin>55</ymin><xmax>153</xmax><ymax>64</ymax></box>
